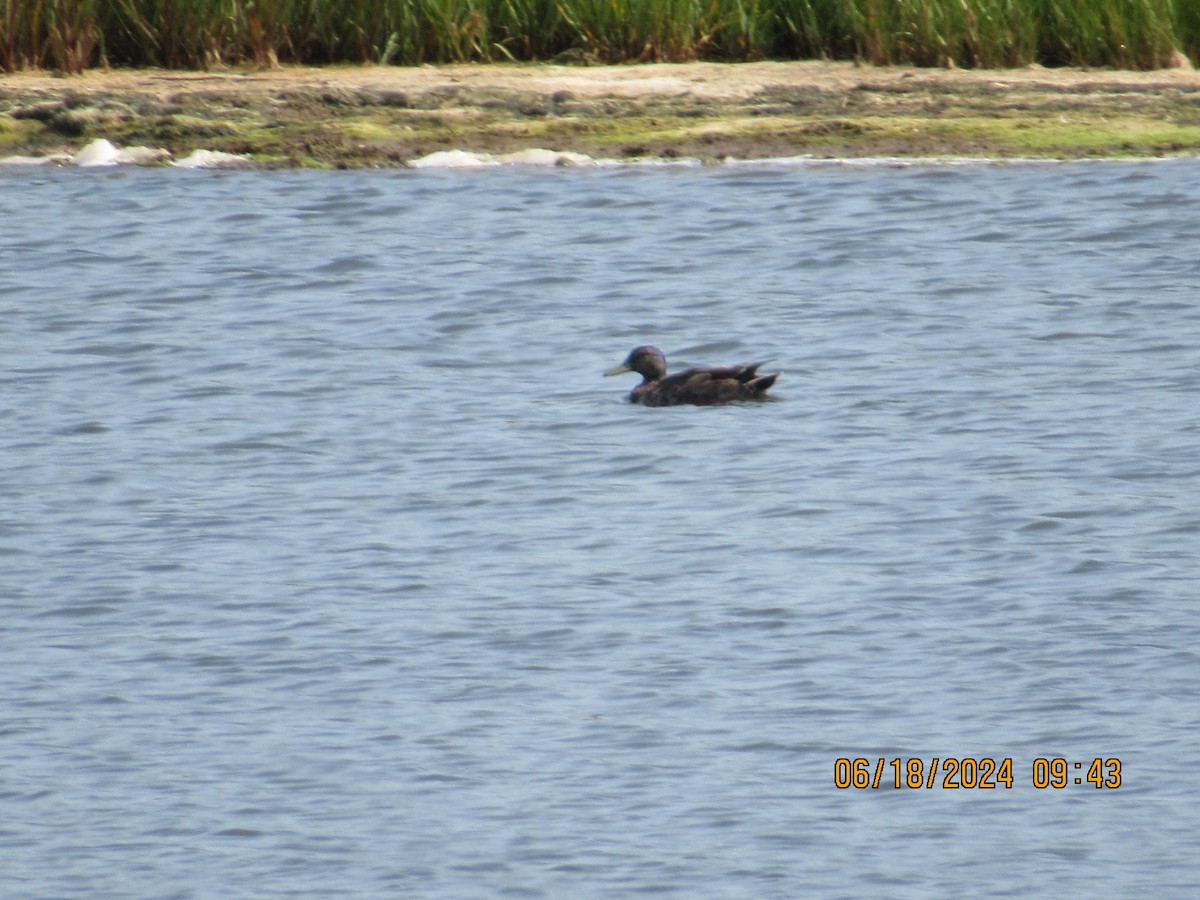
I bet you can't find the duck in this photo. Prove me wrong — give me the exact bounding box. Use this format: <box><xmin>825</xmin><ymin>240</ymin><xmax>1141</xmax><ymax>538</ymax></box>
<box><xmin>604</xmin><ymin>345</ymin><xmax>780</xmax><ymax>406</ymax></box>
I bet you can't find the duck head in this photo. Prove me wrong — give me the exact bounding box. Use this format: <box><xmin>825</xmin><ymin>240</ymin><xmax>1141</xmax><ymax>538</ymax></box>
<box><xmin>605</xmin><ymin>346</ymin><xmax>668</xmax><ymax>382</ymax></box>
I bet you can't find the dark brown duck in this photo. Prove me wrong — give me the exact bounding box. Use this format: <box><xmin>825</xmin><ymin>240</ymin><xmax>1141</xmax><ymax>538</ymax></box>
<box><xmin>605</xmin><ymin>346</ymin><xmax>780</xmax><ymax>406</ymax></box>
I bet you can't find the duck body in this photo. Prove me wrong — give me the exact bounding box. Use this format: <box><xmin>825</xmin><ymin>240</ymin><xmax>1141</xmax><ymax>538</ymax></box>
<box><xmin>605</xmin><ymin>346</ymin><xmax>779</xmax><ymax>407</ymax></box>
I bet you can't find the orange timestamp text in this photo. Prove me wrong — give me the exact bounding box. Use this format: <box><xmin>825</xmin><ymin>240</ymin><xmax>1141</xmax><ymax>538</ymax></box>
<box><xmin>833</xmin><ymin>757</ymin><xmax>1122</xmax><ymax>789</ymax></box>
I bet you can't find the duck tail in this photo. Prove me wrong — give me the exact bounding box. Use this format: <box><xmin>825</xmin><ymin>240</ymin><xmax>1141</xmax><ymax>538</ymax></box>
<box><xmin>731</xmin><ymin>362</ymin><xmax>763</xmax><ymax>383</ymax></box>
<box><xmin>748</xmin><ymin>372</ymin><xmax>779</xmax><ymax>393</ymax></box>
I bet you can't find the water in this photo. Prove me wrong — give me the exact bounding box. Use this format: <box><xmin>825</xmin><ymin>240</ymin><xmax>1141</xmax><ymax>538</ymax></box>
<box><xmin>2</xmin><ymin>160</ymin><xmax>1198</xmax><ymax>897</ymax></box>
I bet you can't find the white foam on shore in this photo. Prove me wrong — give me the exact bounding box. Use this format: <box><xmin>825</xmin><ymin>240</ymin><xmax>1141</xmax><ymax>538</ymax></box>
<box><xmin>0</xmin><ymin>138</ymin><xmax>249</xmax><ymax>169</ymax></box>
<box><xmin>408</xmin><ymin>148</ymin><xmax>601</xmax><ymax>169</ymax></box>
<box><xmin>407</xmin><ymin>147</ymin><xmax>707</xmax><ymax>169</ymax></box>
<box><xmin>2</xmin><ymin>139</ymin><xmax>1190</xmax><ymax>172</ymax></box>
<box><xmin>70</xmin><ymin>138</ymin><xmax>170</xmax><ymax>167</ymax></box>
<box><xmin>408</xmin><ymin>149</ymin><xmax>498</xmax><ymax>168</ymax></box>
<box><xmin>405</xmin><ymin>148</ymin><xmax>1139</xmax><ymax>170</ymax></box>
<box><xmin>172</xmin><ymin>148</ymin><xmax>252</xmax><ymax>169</ymax></box>
<box><xmin>0</xmin><ymin>152</ymin><xmax>74</xmax><ymax>166</ymax></box>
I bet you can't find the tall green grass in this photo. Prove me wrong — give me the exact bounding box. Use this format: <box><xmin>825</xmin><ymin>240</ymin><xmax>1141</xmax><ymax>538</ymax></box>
<box><xmin>2</xmin><ymin>0</ymin><xmax>1196</xmax><ymax>73</ymax></box>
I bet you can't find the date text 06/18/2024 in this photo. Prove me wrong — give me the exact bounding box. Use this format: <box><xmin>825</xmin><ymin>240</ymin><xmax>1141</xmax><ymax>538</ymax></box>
<box><xmin>833</xmin><ymin>757</ymin><xmax>1122</xmax><ymax>790</ymax></box>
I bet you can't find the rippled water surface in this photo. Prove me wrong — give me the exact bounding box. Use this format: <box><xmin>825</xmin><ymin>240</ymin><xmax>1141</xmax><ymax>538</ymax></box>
<box><xmin>3</xmin><ymin>160</ymin><xmax>1199</xmax><ymax>897</ymax></box>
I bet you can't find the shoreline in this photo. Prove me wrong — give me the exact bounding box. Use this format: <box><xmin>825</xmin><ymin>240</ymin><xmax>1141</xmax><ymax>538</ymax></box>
<box><xmin>4</xmin><ymin>61</ymin><xmax>1200</xmax><ymax>167</ymax></box>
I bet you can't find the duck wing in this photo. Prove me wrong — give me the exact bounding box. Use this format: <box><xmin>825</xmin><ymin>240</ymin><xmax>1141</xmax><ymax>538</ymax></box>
<box><xmin>699</xmin><ymin>362</ymin><xmax>765</xmax><ymax>384</ymax></box>
<box><xmin>644</xmin><ymin>364</ymin><xmax>779</xmax><ymax>405</ymax></box>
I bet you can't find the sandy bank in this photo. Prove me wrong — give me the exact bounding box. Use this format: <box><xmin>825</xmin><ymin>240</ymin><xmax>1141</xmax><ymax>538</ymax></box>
<box><xmin>3</xmin><ymin>61</ymin><xmax>1200</xmax><ymax>166</ymax></box>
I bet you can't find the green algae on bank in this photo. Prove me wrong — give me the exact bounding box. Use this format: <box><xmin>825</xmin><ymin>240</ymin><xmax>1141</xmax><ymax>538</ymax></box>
<box><xmin>3</xmin><ymin>62</ymin><xmax>1200</xmax><ymax>167</ymax></box>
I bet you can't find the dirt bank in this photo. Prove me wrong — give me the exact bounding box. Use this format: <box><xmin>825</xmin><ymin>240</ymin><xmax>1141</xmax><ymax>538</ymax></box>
<box><xmin>3</xmin><ymin>60</ymin><xmax>1200</xmax><ymax>166</ymax></box>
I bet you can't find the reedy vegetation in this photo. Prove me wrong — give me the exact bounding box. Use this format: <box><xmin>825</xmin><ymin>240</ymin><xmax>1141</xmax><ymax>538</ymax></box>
<box><xmin>2</xmin><ymin>0</ymin><xmax>1197</xmax><ymax>73</ymax></box>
